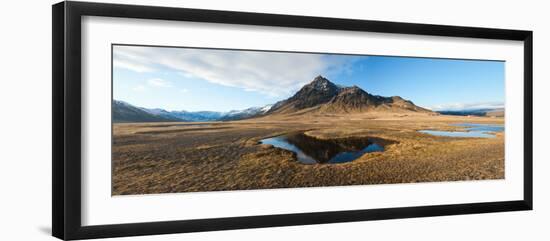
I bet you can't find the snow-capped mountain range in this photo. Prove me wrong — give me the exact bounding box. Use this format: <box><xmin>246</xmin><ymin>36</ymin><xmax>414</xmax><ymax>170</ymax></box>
<box><xmin>112</xmin><ymin>100</ymin><xmax>273</xmax><ymax>123</ymax></box>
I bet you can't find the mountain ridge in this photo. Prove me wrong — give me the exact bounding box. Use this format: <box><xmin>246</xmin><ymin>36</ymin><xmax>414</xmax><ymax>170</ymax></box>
<box><xmin>113</xmin><ymin>100</ymin><xmax>181</xmax><ymax>123</ymax></box>
<box><xmin>113</xmin><ymin>100</ymin><xmax>273</xmax><ymax>123</ymax></box>
<box><xmin>267</xmin><ymin>75</ymin><xmax>431</xmax><ymax>115</ymax></box>
<box><xmin>113</xmin><ymin>75</ymin><xmax>433</xmax><ymax>123</ymax></box>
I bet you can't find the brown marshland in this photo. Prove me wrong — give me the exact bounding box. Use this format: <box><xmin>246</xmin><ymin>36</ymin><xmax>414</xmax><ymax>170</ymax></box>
<box><xmin>112</xmin><ymin>77</ymin><xmax>504</xmax><ymax>195</ymax></box>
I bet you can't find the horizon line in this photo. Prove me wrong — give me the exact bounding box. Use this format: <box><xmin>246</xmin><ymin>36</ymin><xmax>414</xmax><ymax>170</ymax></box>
<box><xmin>113</xmin><ymin>98</ymin><xmax>504</xmax><ymax>113</ymax></box>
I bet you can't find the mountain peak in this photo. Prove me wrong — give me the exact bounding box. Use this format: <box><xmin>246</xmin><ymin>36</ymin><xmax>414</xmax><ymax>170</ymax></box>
<box><xmin>313</xmin><ymin>75</ymin><xmax>328</xmax><ymax>82</ymax></box>
<box><xmin>342</xmin><ymin>85</ymin><xmax>362</xmax><ymax>92</ymax></box>
<box><xmin>304</xmin><ymin>75</ymin><xmax>338</xmax><ymax>91</ymax></box>
<box><xmin>267</xmin><ymin>75</ymin><xmax>431</xmax><ymax>115</ymax></box>
<box><xmin>391</xmin><ymin>96</ymin><xmax>404</xmax><ymax>101</ymax></box>
<box><xmin>266</xmin><ymin>75</ymin><xmax>339</xmax><ymax>112</ymax></box>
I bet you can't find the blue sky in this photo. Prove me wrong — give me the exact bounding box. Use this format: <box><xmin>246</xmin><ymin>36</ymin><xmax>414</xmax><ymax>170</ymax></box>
<box><xmin>113</xmin><ymin>45</ymin><xmax>504</xmax><ymax>112</ymax></box>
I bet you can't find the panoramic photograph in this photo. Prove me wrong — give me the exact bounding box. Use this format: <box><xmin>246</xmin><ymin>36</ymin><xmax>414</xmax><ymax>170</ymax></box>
<box><xmin>111</xmin><ymin>45</ymin><xmax>505</xmax><ymax>195</ymax></box>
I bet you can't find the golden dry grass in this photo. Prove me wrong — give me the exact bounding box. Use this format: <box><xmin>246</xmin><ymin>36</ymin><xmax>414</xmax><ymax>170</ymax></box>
<box><xmin>112</xmin><ymin>113</ymin><xmax>504</xmax><ymax>195</ymax></box>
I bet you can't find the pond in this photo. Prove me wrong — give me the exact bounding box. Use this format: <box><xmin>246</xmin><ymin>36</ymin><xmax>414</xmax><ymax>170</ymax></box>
<box><xmin>260</xmin><ymin>133</ymin><xmax>389</xmax><ymax>164</ymax></box>
<box><xmin>419</xmin><ymin>123</ymin><xmax>504</xmax><ymax>138</ymax></box>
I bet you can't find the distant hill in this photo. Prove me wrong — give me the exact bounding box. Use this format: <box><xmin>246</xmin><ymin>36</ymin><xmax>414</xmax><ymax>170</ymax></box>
<box><xmin>267</xmin><ymin>76</ymin><xmax>431</xmax><ymax>115</ymax></box>
<box><xmin>219</xmin><ymin>105</ymin><xmax>273</xmax><ymax>121</ymax></box>
<box><xmin>143</xmin><ymin>108</ymin><xmax>224</xmax><ymax>122</ymax></box>
<box><xmin>112</xmin><ymin>100</ymin><xmax>272</xmax><ymax>123</ymax></box>
<box><xmin>112</xmin><ymin>100</ymin><xmax>181</xmax><ymax>123</ymax></box>
<box><xmin>485</xmin><ymin>109</ymin><xmax>505</xmax><ymax>117</ymax></box>
<box><xmin>437</xmin><ymin>108</ymin><xmax>504</xmax><ymax>117</ymax></box>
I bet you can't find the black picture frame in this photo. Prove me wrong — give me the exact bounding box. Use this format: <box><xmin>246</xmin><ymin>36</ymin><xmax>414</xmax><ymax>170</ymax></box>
<box><xmin>52</xmin><ymin>1</ymin><xmax>533</xmax><ymax>240</ymax></box>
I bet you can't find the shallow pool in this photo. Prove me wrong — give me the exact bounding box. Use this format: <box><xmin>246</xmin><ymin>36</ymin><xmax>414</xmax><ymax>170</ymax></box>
<box><xmin>419</xmin><ymin>123</ymin><xmax>504</xmax><ymax>138</ymax></box>
<box><xmin>260</xmin><ymin>133</ymin><xmax>386</xmax><ymax>164</ymax></box>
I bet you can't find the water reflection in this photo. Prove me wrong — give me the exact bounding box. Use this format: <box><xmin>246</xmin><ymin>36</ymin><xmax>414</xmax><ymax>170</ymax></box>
<box><xmin>260</xmin><ymin>133</ymin><xmax>388</xmax><ymax>164</ymax></box>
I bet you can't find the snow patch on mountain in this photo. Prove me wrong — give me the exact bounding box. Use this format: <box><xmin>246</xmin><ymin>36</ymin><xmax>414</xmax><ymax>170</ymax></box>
<box><xmin>116</xmin><ymin>100</ymin><xmax>273</xmax><ymax>122</ymax></box>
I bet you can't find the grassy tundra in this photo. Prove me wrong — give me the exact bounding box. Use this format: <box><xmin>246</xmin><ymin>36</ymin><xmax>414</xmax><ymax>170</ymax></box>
<box><xmin>112</xmin><ymin>113</ymin><xmax>504</xmax><ymax>195</ymax></box>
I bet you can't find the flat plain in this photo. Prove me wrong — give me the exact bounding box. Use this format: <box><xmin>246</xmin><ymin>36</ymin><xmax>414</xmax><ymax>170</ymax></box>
<box><xmin>112</xmin><ymin>113</ymin><xmax>504</xmax><ymax>195</ymax></box>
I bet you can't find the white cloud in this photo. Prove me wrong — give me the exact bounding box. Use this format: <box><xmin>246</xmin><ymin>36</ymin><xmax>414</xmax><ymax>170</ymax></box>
<box><xmin>113</xmin><ymin>59</ymin><xmax>155</xmax><ymax>73</ymax></box>
<box><xmin>429</xmin><ymin>101</ymin><xmax>504</xmax><ymax>111</ymax></box>
<box><xmin>132</xmin><ymin>85</ymin><xmax>146</xmax><ymax>92</ymax></box>
<box><xmin>113</xmin><ymin>47</ymin><xmax>157</xmax><ymax>72</ymax></box>
<box><xmin>179</xmin><ymin>72</ymin><xmax>195</xmax><ymax>78</ymax></box>
<box><xmin>180</xmin><ymin>88</ymin><xmax>189</xmax><ymax>93</ymax></box>
<box><xmin>113</xmin><ymin>45</ymin><xmax>357</xmax><ymax>97</ymax></box>
<box><xmin>147</xmin><ymin>78</ymin><xmax>172</xmax><ymax>87</ymax></box>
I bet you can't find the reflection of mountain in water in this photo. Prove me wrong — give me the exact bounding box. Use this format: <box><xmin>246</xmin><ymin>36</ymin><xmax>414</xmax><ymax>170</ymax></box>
<box><xmin>261</xmin><ymin>133</ymin><xmax>393</xmax><ymax>164</ymax></box>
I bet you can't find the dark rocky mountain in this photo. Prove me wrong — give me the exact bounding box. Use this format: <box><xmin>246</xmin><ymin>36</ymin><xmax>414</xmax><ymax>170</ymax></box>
<box><xmin>113</xmin><ymin>100</ymin><xmax>180</xmax><ymax>123</ymax></box>
<box><xmin>268</xmin><ymin>76</ymin><xmax>340</xmax><ymax>114</ymax></box>
<box><xmin>268</xmin><ymin>76</ymin><xmax>431</xmax><ymax>114</ymax></box>
<box><xmin>113</xmin><ymin>75</ymin><xmax>432</xmax><ymax>123</ymax></box>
